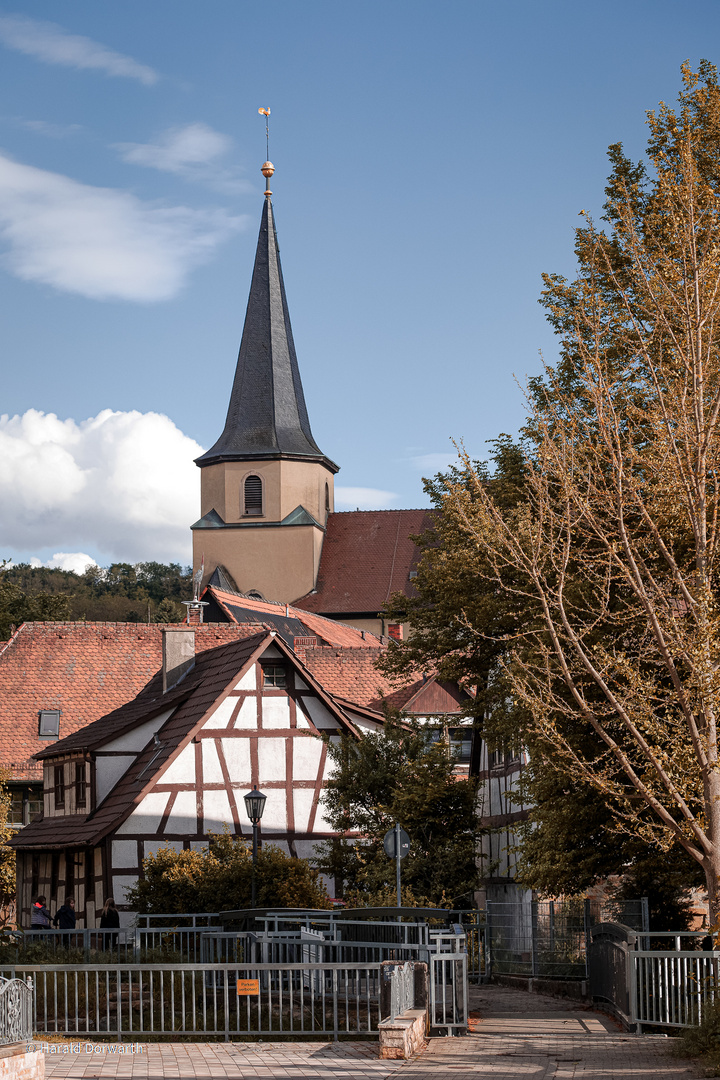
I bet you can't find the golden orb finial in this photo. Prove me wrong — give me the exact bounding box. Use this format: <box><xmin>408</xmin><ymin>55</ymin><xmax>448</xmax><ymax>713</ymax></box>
<box><xmin>261</xmin><ymin>160</ymin><xmax>274</xmax><ymax>198</ymax></box>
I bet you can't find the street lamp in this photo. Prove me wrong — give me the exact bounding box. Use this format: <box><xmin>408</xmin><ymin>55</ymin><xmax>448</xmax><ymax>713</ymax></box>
<box><xmin>243</xmin><ymin>786</ymin><xmax>267</xmax><ymax>908</ymax></box>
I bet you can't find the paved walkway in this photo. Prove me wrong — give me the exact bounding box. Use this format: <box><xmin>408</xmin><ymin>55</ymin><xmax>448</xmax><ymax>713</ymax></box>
<box><xmin>39</xmin><ymin>984</ymin><xmax>700</xmax><ymax>1079</ymax></box>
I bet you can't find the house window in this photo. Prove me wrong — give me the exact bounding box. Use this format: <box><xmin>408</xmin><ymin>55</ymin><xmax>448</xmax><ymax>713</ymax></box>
<box><xmin>54</xmin><ymin>765</ymin><xmax>65</xmax><ymax>808</ymax></box>
<box><xmin>75</xmin><ymin>762</ymin><xmax>87</xmax><ymax>808</ymax></box>
<box><xmin>38</xmin><ymin>710</ymin><xmax>60</xmax><ymax>738</ymax></box>
<box><xmin>9</xmin><ymin>787</ymin><xmax>42</xmax><ymax>827</ymax></box>
<box><xmin>262</xmin><ymin>664</ymin><xmax>287</xmax><ymax>689</ymax></box>
<box><xmin>449</xmin><ymin>728</ymin><xmax>473</xmax><ymax>763</ymax></box>
<box><xmin>243</xmin><ymin>475</ymin><xmax>263</xmax><ymax>516</ymax></box>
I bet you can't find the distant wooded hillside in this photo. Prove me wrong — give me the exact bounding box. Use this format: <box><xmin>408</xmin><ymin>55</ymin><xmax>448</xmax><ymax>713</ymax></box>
<box><xmin>1</xmin><ymin>562</ymin><xmax>193</xmax><ymax>637</ymax></box>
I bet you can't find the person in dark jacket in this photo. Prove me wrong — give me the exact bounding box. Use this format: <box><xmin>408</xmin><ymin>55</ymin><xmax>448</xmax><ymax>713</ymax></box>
<box><xmin>99</xmin><ymin>898</ymin><xmax>120</xmax><ymax>950</ymax></box>
<box><xmin>53</xmin><ymin>897</ymin><xmax>76</xmax><ymax>947</ymax></box>
<box><xmin>31</xmin><ymin>896</ymin><xmax>51</xmax><ymax>930</ymax></box>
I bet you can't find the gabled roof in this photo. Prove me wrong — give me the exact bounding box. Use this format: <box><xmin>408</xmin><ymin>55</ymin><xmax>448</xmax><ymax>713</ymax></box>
<box><xmin>293</xmin><ymin>509</ymin><xmax>434</xmax><ymax>615</ymax></box>
<box><xmin>12</xmin><ymin>632</ymin><xmax>360</xmax><ymax>850</ymax></box>
<box><xmin>195</xmin><ymin>195</ymin><xmax>337</xmax><ymax>473</ymax></box>
<box><xmin>204</xmin><ymin>586</ymin><xmax>383</xmax><ymax>649</ymax></box>
<box><xmin>0</xmin><ymin>622</ymin><xmax>265</xmax><ymax>779</ymax></box>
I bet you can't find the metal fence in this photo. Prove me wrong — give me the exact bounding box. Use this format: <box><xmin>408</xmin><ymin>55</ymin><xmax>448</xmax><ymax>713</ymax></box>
<box><xmin>5</xmin><ymin>962</ymin><xmax>382</xmax><ymax>1040</ymax></box>
<box><xmin>0</xmin><ymin>976</ymin><xmax>33</xmax><ymax>1045</ymax></box>
<box><xmin>589</xmin><ymin>922</ymin><xmax>720</xmax><ymax>1030</ymax></box>
<box><xmin>485</xmin><ymin>898</ymin><xmax>648</xmax><ymax>979</ymax></box>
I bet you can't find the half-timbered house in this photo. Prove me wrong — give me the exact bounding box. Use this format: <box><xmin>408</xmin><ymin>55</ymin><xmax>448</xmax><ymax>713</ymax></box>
<box><xmin>10</xmin><ymin>622</ymin><xmax>477</xmax><ymax>926</ymax></box>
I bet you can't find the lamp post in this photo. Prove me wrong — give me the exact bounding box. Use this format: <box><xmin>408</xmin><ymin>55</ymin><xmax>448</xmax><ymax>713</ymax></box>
<box><xmin>243</xmin><ymin>786</ymin><xmax>267</xmax><ymax>908</ymax></box>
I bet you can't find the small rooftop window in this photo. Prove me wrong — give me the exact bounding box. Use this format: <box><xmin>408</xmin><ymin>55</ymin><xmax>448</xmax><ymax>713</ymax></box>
<box><xmin>38</xmin><ymin>710</ymin><xmax>60</xmax><ymax>738</ymax></box>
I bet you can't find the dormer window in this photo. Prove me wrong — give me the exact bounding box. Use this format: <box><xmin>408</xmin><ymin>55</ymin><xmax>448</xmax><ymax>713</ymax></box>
<box><xmin>243</xmin><ymin>475</ymin><xmax>263</xmax><ymax>516</ymax></box>
<box><xmin>39</xmin><ymin>710</ymin><xmax>60</xmax><ymax>738</ymax></box>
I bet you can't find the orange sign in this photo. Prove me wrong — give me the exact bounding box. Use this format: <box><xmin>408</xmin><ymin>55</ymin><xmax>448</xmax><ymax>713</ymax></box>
<box><xmin>237</xmin><ymin>979</ymin><xmax>260</xmax><ymax>996</ymax></box>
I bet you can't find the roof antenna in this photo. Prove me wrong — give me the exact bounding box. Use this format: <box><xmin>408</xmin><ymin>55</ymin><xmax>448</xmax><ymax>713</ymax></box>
<box><xmin>259</xmin><ymin>107</ymin><xmax>274</xmax><ymax>198</ymax></box>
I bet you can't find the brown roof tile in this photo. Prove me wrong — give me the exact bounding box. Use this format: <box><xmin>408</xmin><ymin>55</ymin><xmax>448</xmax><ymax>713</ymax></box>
<box><xmin>0</xmin><ymin>622</ymin><xmax>266</xmax><ymax>780</ymax></box>
<box><xmin>293</xmin><ymin>509</ymin><xmax>433</xmax><ymax>615</ymax></box>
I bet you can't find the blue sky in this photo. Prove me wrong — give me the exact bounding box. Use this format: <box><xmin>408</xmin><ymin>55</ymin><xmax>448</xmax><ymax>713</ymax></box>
<box><xmin>0</xmin><ymin>0</ymin><xmax>717</xmax><ymax>571</ymax></box>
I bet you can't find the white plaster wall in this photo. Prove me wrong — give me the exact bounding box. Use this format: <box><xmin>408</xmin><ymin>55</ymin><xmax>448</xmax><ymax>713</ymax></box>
<box><xmin>234</xmin><ymin>668</ymin><xmax>256</xmax><ymax>691</ymax></box>
<box><xmin>113</xmin><ymin>875</ymin><xmax>139</xmax><ymax>904</ymax></box>
<box><xmin>295</xmin><ymin>708</ymin><xmax>310</xmax><ymax>729</ymax></box>
<box><xmin>111</xmin><ymin>840</ymin><xmax>138</xmax><ymax>869</ymax></box>
<box><xmin>293</xmin><ymin>789</ymin><xmax>315</xmax><ymax>833</ymax></box>
<box><xmin>221</xmin><ymin>738</ymin><xmax>252</xmax><ymax>782</ymax></box>
<box><xmin>208</xmin><ymin>695</ymin><xmax>237</xmax><ymax>728</ymax></box>
<box><xmin>260</xmin><ymin>792</ymin><xmax>288</xmax><ymax>833</ymax></box>
<box><xmin>302</xmin><ymin>697</ymin><xmax>338</xmax><ymax>730</ymax></box>
<box><xmin>96</xmin><ymin>755</ymin><xmax>135</xmax><ymax>804</ymax></box>
<box><xmin>261</xmin><ymin>644</ymin><xmax>283</xmax><ymax>659</ymax></box>
<box><xmin>313</xmin><ymin>797</ymin><xmax>334</xmax><ymax>832</ymax></box>
<box><xmin>203</xmin><ymin>789</ymin><xmax>233</xmax><ymax>833</ymax></box>
<box><xmin>293</xmin><ymin>737</ymin><xmax>322</xmax><ymax>781</ymax></box>
<box><xmin>161</xmin><ymin>743</ymin><xmax>196</xmax><ymax>784</ymax></box>
<box><xmin>295</xmin><ymin>677</ymin><xmax>309</xmax><ymax>691</ymax></box>
<box><xmin>116</xmin><ymin>791</ymin><xmax>170</xmax><ymax>835</ymax></box>
<box><xmin>258</xmin><ymin>739</ymin><xmax>286</xmax><ymax>782</ymax></box>
<box><xmin>104</xmin><ymin>710</ymin><xmax>175</xmax><ymax>752</ymax></box>
<box><xmin>262</xmin><ymin>697</ymin><xmax>291</xmax><ymax>728</ymax></box>
<box><xmin>201</xmin><ymin>740</ymin><xmax>224</xmax><ymax>782</ymax></box>
<box><xmin>164</xmin><ymin>791</ymin><xmax>198</xmax><ymax>834</ymax></box>
<box><xmin>233</xmin><ymin>699</ymin><xmax>257</xmax><ymax>729</ymax></box>
<box><xmin>190</xmin><ymin>841</ymin><xmax>208</xmax><ymax>851</ymax></box>
<box><xmin>144</xmin><ymin>839</ymin><xmax>183</xmax><ymax>857</ymax></box>
<box><xmin>350</xmin><ymin>713</ymin><xmax>382</xmax><ymax>732</ymax></box>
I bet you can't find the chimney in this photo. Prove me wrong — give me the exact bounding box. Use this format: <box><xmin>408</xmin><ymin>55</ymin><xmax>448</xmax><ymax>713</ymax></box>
<box><xmin>162</xmin><ymin>629</ymin><xmax>195</xmax><ymax>693</ymax></box>
<box><xmin>388</xmin><ymin>623</ymin><xmax>403</xmax><ymax>642</ymax></box>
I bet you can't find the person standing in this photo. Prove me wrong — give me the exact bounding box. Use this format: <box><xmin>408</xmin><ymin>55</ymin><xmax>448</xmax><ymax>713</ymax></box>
<box><xmin>53</xmin><ymin>896</ymin><xmax>76</xmax><ymax>948</ymax></box>
<box><xmin>99</xmin><ymin>898</ymin><xmax>120</xmax><ymax>951</ymax></box>
<box><xmin>31</xmin><ymin>896</ymin><xmax>51</xmax><ymax>942</ymax></box>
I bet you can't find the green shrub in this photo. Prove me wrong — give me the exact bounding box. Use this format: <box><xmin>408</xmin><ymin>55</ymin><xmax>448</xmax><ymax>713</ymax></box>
<box><xmin>126</xmin><ymin>833</ymin><xmax>332</xmax><ymax>914</ymax></box>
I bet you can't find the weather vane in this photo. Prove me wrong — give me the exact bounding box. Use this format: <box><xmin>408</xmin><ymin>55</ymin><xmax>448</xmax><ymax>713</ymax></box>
<box><xmin>258</xmin><ymin>107</ymin><xmax>271</xmax><ymax>159</ymax></box>
<box><xmin>258</xmin><ymin>107</ymin><xmax>274</xmax><ymax>197</ymax></box>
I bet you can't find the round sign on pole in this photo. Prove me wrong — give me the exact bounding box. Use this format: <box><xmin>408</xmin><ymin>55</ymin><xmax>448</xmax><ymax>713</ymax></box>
<box><xmin>383</xmin><ymin>826</ymin><xmax>410</xmax><ymax>859</ymax></box>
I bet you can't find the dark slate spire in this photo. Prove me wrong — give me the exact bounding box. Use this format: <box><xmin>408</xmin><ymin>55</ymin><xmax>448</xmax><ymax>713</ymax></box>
<box><xmin>196</xmin><ymin>180</ymin><xmax>338</xmax><ymax>472</ymax></box>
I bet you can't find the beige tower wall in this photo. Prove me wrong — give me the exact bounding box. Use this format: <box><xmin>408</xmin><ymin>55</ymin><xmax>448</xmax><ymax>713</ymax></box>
<box><xmin>200</xmin><ymin>459</ymin><xmax>335</xmax><ymax>525</ymax></box>
<box><xmin>193</xmin><ymin>522</ymin><xmax>325</xmax><ymax>603</ymax></box>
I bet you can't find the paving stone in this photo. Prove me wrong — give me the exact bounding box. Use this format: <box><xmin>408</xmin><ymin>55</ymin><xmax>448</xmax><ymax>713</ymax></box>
<box><xmin>40</xmin><ymin>984</ymin><xmax>702</xmax><ymax>1078</ymax></box>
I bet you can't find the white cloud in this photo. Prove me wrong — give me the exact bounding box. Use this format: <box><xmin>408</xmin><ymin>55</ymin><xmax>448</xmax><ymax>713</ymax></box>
<box><xmin>0</xmin><ymin>151</ymin><xmax>245</xmax><ymax>301</ymax></box>
<box><xmin>335</xmin><ymin>486</ymin><xmax>397</xmax><ymax>510</ymax></box>
<box><xmin>409</xmin><ymin>452</ymin><xmax>461</xmax><ymax>474</ymax></box>
<box><xmin>29</xmin><ymin>552</ymin><xmax>98</xmax><ymax>574</ymax></box>
<box><xmin>0</xmin><ymin>13</ymin><xmax>158</xmax><ymax>84</ymax></box>
<box><xmin>0</xmin><ymin>409</ymin><xmax>202</xmax><ymax>563</ymax></box>
<box><xmin>115</xmin><ymin>123</ymin><xmax>249</xmax><ymax>194</ymax></box>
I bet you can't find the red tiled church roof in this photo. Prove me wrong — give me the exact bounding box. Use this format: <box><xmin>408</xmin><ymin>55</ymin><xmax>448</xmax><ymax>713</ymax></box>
<box><xmin>0</xmin><ymin>622</ymin><xmax>265</xmax><ymax>780</ymax></box>
<box><xmin>293</xmin><ymin>509</ymin><xmax>433</xmax><ymax>615</ymax></box>
<box><xmin>204</xmin><ymin>588</ymin><xmax>382</xmax><ymax>648</ymax></box>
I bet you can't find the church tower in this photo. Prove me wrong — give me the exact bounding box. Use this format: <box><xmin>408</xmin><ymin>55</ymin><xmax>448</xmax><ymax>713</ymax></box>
<box><xmin>192</xmin><ymin>161</ymin><xmax>339</xmax><ymax>602</ymax></box>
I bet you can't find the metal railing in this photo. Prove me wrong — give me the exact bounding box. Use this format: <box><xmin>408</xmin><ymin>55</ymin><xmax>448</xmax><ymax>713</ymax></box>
<box><xmin>589</xmin><ymin>922</ymin><xmax>720</xmax><ymax>1030</ymax></box>
<box><xmin>4</xmin><ymin>962</ymin><xmax>381</xmax><ymax>1039</ymax></box>
<box><xmin>383</xmin><ymin>961</ymin><xmax>415</xmax><ymax>1022</ymax></box>
<box><xmin>0</xmin><ymin>976</ymin><xmax>33</xmax><ymax>1045</ymax></box>
<box><xmin>429</xmin><ymin>933</ymin><xmax>467</xmax><ymax>1035</ymax></box>
<box><xmin>635</xmin><ymin>950</ymin><xmax>720</xmax><ymax>1028</ymax></box>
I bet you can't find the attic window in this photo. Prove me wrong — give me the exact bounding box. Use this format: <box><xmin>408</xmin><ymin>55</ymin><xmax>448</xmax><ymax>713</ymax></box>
<box><xmin>38</xmin><ymin>710</ymin><xmax>60</xmax><ymax>738</ymax></box>
<box><xmin>409</xmin><ymin>570</ymin><xmax>418</xmax><ymax>580</ymax></box>
<box><xmin>243</xmin><ymin>475</ymin><xmax>263</xmax><ymax>516</ymax></box>
<box><xmin>262</xmin><ymin>663</ymin><xmax>287</xmax><ymax>689</ymax></box>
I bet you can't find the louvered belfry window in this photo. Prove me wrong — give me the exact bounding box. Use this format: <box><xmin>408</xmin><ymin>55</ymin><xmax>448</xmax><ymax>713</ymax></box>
<box><xmin>244</xmin><ymin>475</ymin><xmax>263</xmax><ymax>516</ymax></box>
